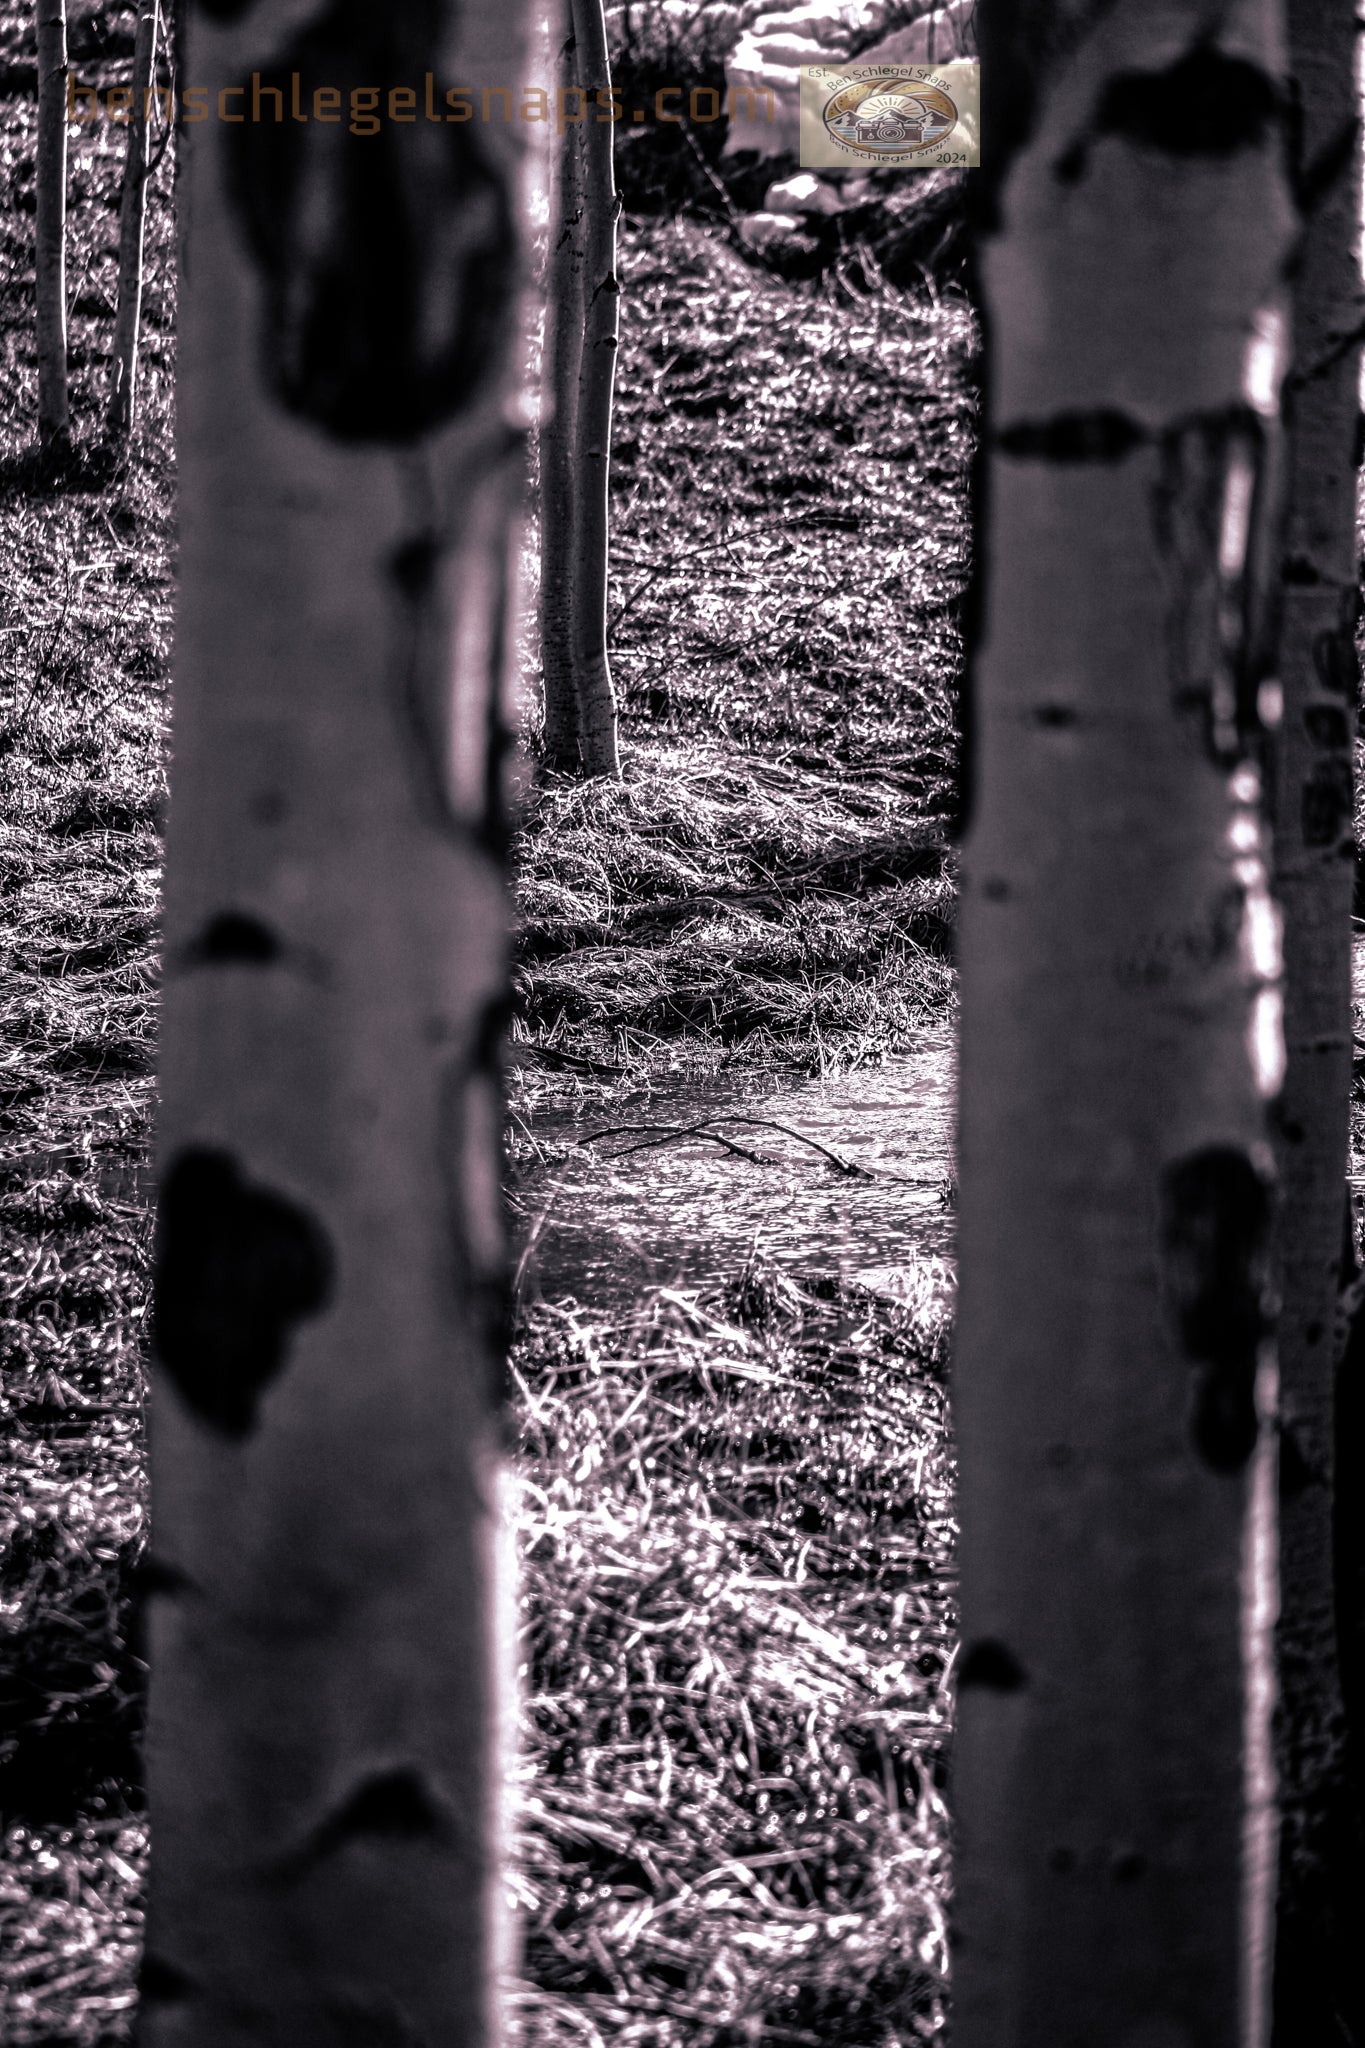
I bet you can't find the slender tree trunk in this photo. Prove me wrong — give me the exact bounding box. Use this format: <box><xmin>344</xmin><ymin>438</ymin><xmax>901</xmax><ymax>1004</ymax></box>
<box><xmin>141</xmin><ymin>2</ymin><xmax>536</xmax><ymax>2041</ymax></box>
<box><xmin>34</xmin><ymin>0</ymin><xmax>69</xmax><ymax>451</ymax></box>
<box><xmin>540</xmin><ymin>3</ymin><xmax>586</xmax><ymax>771</ymax></box>
<box><xmin>1269</xmin><ymin>3</ymin><xmax>1365</xmax><ymax>2038</ymax></box>
<box><xmin>955</xmin><ymin>7</ymin><xmax>1294</xmax><ymax>2045</ymax></box>
<box><xmin>107</xmin><ymin>0</ymin><xmax>159</xmax><ymax>442</ymax></box>
<box><xmin>567</xmin><ymin>0</ymin><xmax>621</xmax><ymax>778</ymax></box>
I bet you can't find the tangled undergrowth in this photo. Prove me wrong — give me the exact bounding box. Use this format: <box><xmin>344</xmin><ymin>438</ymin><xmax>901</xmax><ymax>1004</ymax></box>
<box><xmin>606</xmin><ymin>223</ymin><xmax>972</xmax><ymax>768</ymax></box>
<box><xmin>513</xmin><ymin>1266</ymin><xmax>955</xmax><ymax>2048</ymax></box>
<box><xmin>513</xmin><ymin>218</ymin><xmax>974</xmax><ymax>1111</ymax></box>
<box><xmin>513</xmin><ymin>746</ymin><xmax>954</xmax><ymax>1096</ymax></box>
<box><xmin>1</xmin><ymin>3</ymin><xmax>170</xmax><ymax>2036</ymax></box>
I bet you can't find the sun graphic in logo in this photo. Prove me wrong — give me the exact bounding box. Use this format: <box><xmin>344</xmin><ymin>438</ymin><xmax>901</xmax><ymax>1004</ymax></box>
<box><xmin>822</xmin><ymin>75</ymin><xmax>959</xmax><ymax>156</ymax></box>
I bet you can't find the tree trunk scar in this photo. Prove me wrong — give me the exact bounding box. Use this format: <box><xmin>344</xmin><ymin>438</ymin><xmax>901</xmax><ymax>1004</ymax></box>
<box><xmin>223</xmin><ymin>0</ymin><xmax>515</xmax><ymax>442</ymax></box>
<box><xmin>1278</xmin><ymin>1424</ymin><xmax>1321</xmax><ymax>1500</ymax></box>
<box><xmin>475</xmin><ymin>533</ymin><xmax>515</xmax><ymax>858</ymax></box>
<box><xmin>1301</xmin><ymin>758</ymin><xmax>1353</xmax><ymax>848</ymax></box>
<box><xmin>387</xmin><ymin>440</ymin><xmax>523</xmax><ymax>843</ymax></box>
<box><xmin>1288</xmin><ymin>314</ymin><xmax>1365</xmax><ymax>390</ymax></box>
<box><xmin>1285</xmin><ymin>107</ymin><xmax>1358</xmax><ymax>215</ymax></box>
<box><xmin>176</xmin><ymin>910</ymin><xmax>331</xmax><ymax>983</ymax></box>
<box><xmin>387</xmin><ymin>523</ymin><xmax>460</xmax><ymax>838</ymax></box>
<box><xmin>997</xmin><ymin>410</ymin><xmax>1143</xmax><ymax>462</ymax></box>
<box><xmin>959</xmin><ymin>1639</ymin><xmax>1028</xmax><ymax>1692</ymax></box>
<box><xmin>1289</xmin><ymin>592</ymin><xmax>1360</xmax><ymax>860</ymax></box>
<box><xmin>437</xmin><ymin>1006</ymin><xmax>513</xmax><ymax>1405</ymax></box>
<box><xmin>183</xmin><ymin>911</ymin><xmax>282</xmax><ymax>965</ymax></box>
<box><xmin>1301</xmin><ymin>706</ymin><xmax>1349</xmax><ymax>749</ymax></box>
<box><xmin>1159</xmin><ymin>1146</ymin><xmax>1275</xmax><ymax>1471</ymax></box>
<box><xmin>1149</xmin><ymin>411</ymin><xmax>1278</xmax><ymax>764</ymax></box>
<box><xmin>1054</xmin><ymin>46</ymin><xmax>1280</xmax><ymax>187</ymax></box>
<box><xmin>138</xmin><ymin>1952</ymin><xmax>197</xmax><ymax>2009</ymax></box>
<box><xmin>269</xmin><ymin>1764</ymin><xmax>456</xmax><ymax>1881</ymax></box>
<box><xmin>1311</xmin><ymin>606</ymin><xmax>1358</xmax><ymax>697</ymax></box>
<box><xmin>1114</xmin><ymin>884</ymin><xmax>1244</xmax><ymax>991</ymax></box>
<box><xmin>154</xmin><ymin>1147</ymin><xmax>334</xmax><ymax>1436</ymax></box>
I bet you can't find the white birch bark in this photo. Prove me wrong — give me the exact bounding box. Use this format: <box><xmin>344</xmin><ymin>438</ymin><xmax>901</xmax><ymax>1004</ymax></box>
<box><xmin>1269</xmin><ymin>0</ymin><xmax>1365</xmax><ymax>2036</ymax></box>
<box><xmin>141</xmin><ymin>2</ymin><xmax>538</xmax><ymax>2040</ymax></box>
<box><xmin>955</xmin><ymin>5</ymin><xmax>1295</xmax><ymax>2042</ymax></box>
<box><xmin>107</xmin><ymin>0</ymin><xmax>159</xmax><ymax>442</ymax></box>
<box><xmin>34</xmin><ymin>0</ymin><xmax>69</xmax><ymax>450</ymax></box>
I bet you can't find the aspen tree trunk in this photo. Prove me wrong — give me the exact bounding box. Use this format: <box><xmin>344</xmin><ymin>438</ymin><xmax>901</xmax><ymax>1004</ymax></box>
<box><xmin>955</xmin><ymin>7</ymin><xmax>1294</xmax><ymax>2044</ymax></box>
<box><xmin>540</xmin><ymin>3</ymin><xmax>586</xmax><ymax>771</ymax></box>
<box><xmin>34</xmin><ymin>0</ymin><xmax>69</xmax><ymax>450</ymax></box>
<box><xmin>107</xmin><ymin>0</ymin><xmax>159</xmax><ymax>443</ymax></box>
<box><xmin>1268</xmin><ymin>2</ymin><xmax>1365</xmax><ymax>2038</ymax></box>
<box><xmin>141</xmin><ymin>2</ymin><xmax>536</xmax><ymax>2041</ymax></box>
<box><xmin>567</xmin><ymin>0</ymin><xmax>622</xmax><ymax>778</ymax></box>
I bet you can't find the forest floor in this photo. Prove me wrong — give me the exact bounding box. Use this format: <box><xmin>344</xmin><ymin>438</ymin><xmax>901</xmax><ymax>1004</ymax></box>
<box><xmin>506</xmin><ymin>219</ymin><xmax>972</xmax><ymax>2047</ymax></box>
<box><xmin>0</xmin><ymin>10</ymin><xmax>973</xmax><ymax>2044</ymax></box>
<box><xmin>512</xmin><ymin>217</ymin><xmax>968</xmax><ymax>1108</ymax></box>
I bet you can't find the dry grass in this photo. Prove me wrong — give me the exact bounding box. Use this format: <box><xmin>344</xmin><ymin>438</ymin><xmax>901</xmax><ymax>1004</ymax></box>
<box><xmin>511</xmin><ymin>1264</ymin><xmax>955</xmax><ymax>2047</ymax></box>
<box><xmin>1</xmin><ymin>7</ymin><xmax>169</xmax><ymax>2037</ymax></box>
<box><xmin>603</xmin><ymin>220</ymin><xmax>973</xmax><ymax>768</ymax></box>
<box><xmin>513</xmin><ymin>745</ymin><xmax>955</xmax><ymax>1101</ymax></box>
<box><xmin>508</xmin><ymin>211</ymin><xmax>972</xmax><ymax>2036</ymax></box>
<box><xmin>514</xmin><ymin>217</ymin><xmax>974</xmax><ymax>1110</ymax></box>
<box><xmin>0</xmin><ymin>1818</ymin><xmax>144</xmax><ymax>2046</ymax></box>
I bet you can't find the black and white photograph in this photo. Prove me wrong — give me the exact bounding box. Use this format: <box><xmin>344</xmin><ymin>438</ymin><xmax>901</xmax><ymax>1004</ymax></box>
<box><xmin>0</xmin><ymin>1</ymin><xmax>1361</xmax><ymax>2044</ymax></box>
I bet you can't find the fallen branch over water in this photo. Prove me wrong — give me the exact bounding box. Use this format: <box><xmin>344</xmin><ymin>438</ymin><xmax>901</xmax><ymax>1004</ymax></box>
<box><xmin>578</xmin><ymin>1114</ymin><xmax>874</xmax><ymax>1178</ymax></box>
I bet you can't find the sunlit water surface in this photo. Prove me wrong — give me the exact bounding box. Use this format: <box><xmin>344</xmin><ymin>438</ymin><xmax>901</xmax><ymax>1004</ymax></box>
<box><xmin>512</xmin><ymin>1025</ymin><xmax>957</xmax><ymax>1307</ymax></box>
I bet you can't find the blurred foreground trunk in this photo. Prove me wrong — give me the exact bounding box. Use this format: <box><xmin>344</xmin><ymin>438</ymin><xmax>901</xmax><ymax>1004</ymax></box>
<box><xmin>539</xmin><ymin>0</ymin><xmax>621</xmax><ymax>777</ymax></box>
<box><xmin>1269</xmin><ymin>2</ymin><xmax>1365</xmax><ymax>2039</ymax></box>
<box><xmin>34</xmin><ymin>0</ymin><xmax>69</xmax><ymax>450</ymax></box>
<box><xmin>142</xmin><ymin>2</ymin><xmax>535</xmax><ymax>2041</ymax></box>
<box><xmin>107</xmin><ymin>0</ymin><xmax>160</xmax><ymax>442</ymax></box>
<box><xmin>955</xmin><ymin>6</ymin><xmax>1294</xmax><ymax>2044</ymax></box>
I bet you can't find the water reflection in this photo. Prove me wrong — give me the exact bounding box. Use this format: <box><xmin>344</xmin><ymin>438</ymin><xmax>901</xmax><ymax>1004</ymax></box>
<box><xmin>511</xmin><ymin>1025</ymin><xmax>957</xmax><ymax>1306</ymax></box>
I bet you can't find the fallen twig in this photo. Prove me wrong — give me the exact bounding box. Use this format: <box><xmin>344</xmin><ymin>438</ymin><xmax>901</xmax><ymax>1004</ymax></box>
<box><xmin>578</xmin><ymin>1114</ymin><xmax>873</xmax><ymax>1178</ymax></box>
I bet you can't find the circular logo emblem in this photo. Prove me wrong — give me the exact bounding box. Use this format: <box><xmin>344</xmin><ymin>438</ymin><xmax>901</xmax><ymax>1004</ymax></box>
<box><xmin>822</xmin><ymin>75</ymin><xmax>958</xmax><ymax>157</ymax></box>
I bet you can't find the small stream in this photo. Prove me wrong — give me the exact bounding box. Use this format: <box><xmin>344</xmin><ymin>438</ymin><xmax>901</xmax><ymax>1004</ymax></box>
<box><xmin>511</xmin><ymin>1024</ymin><xmax>957</xmax><ymax>1307</ymax></box>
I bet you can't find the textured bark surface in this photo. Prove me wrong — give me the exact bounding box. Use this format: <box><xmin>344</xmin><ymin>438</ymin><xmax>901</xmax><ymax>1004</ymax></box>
<box><xmin>1269</xmin><ymin>4</ymin><xmax>1365</xmax><ymax>2040</ymax></box>
<box><xmin>141</xmin><ymin>2</ymin><xmax>536</xmax><ymax>2042</ymax></box>
<box><xmin>34</xmin><ymin>0</ymin><xmax>69</xmax><ymax>448</ymax></box>
<box><xmin>956</xmin><ymin>5</ymin><xmax>1294</xmax><ymax>2044</ymax></box>
<box><xmin>566</xmin><ymin>0</ymin><xmax>621</xmax><ymax>778</ymax></box>
<box><xmin>107</xmin><ymin>0</ymin><xmax>159</xmax><ymax>441</ymax></box>
<box><xmin>540</xmin><ymin>1</ymin><xmax>586</xmax><ymax>772</ymax></box>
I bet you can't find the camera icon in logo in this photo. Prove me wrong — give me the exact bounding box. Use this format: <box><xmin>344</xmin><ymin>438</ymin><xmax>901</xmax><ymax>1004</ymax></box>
<box><xmin>823</xmin><ymin>76</ymin><xmax>959</xmax><ymax>157</ymax></box>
